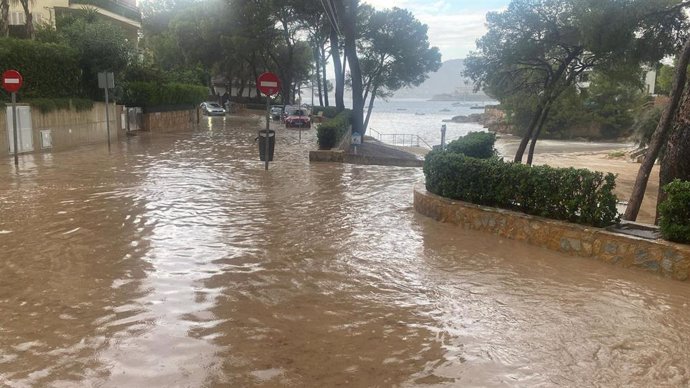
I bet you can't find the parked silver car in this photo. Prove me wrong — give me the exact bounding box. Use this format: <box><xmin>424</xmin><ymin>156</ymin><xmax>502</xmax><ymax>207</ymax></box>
<box><xmin>200</xmin><ymin>102</ymin><xmax>225</xmax><ymax>116</ymax></box>
<box><xmin>270</xmin><ymin>105</ymin><xmax>284</xmax><ymax>120</ymax></box>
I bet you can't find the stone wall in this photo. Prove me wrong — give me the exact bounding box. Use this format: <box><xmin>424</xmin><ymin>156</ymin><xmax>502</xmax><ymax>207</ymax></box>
<box><xmin>414</xmin><ymin>183</ymin><xmax>690</xmax><ymax>281</ymax></box>
<box><xmin>142</xmin><ymin>109</ymin><xmax>196</xmax><ymax>132</ymax></box>
<box><xmin>0</xmin><ymin>102</ymin><xmax>120</xmax><ymax>155</ymax></box>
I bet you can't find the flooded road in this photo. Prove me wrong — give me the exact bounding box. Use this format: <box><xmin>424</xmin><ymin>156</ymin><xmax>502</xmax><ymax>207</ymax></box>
<box><xmin>1</xmin><ymin>115</ymin><xmax>689</xmax><ymax>387</ymax></box>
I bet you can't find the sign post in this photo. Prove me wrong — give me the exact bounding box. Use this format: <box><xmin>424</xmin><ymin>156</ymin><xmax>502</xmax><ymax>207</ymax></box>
<box><xmin>98</xmin><ymin>72</ymin><xmax>115</xmax><ymax>149</ymax></box>
<box><xmin>257</xmin><ymin>72</ymin><xmax>281</xmax><ymax>171</ymax></box>
<box><xmin>2</xmin><ymin>70</ymin><xmax>23</xmax><ymax>166</ymax></box>
<box><xmin>441</xmin><ymin>124</ymin><xmax>447</xmax><ymax>151</ymax></box>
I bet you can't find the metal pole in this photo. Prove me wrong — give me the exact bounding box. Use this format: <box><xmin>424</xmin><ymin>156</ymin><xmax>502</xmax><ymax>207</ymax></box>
<box><xmin>105</xmin><ymin>85</ymin><xmax>111</xmax><ymax>149</ymax></box>
<box><xmin>265</xmin><ymin>96</ymin><xmax>270</xmax><ymax>170</ymax></box>
<box><xmin>441</xmin><ymin>124</ymin><xmax>447</xmax><ymax>151</ymax></box>
<box><xmin>11</xmin><ymin>92</ymin><xmax>18</xmax><ymax>166</ymax></box>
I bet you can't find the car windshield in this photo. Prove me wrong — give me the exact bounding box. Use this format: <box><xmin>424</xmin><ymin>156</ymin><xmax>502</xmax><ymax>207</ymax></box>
<box><xmin>208</xmin><ymin>103</ymin><xmax>221</xmax><ymax>108</ymax></box>
<box><xmin>293</xmin><ymin>110</ymin><xmax>305</xmax><ymax>116</ymax></box>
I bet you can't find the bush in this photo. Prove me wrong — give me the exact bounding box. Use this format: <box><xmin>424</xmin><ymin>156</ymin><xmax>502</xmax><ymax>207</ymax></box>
<box><xmin>27</xmin><ymin>98</ymin><xmax>93</xmax><ymax>113</ymax></box>
<box><xmin>423</xmin><ymin>151</ymin><xmax>620</xmax><ymax>227</ymax></box>
<box><xmin>312</xmin><ymin>106</ymin><xmax>340</xmax><ymax>119</ymax></box>
<box><xmin>446</xmin><ymin>131</ymin><xmax>496</xmax><ymax>159</ymax></box>
<box><xmin>317</xmin><ymin>109</ymin><xmax>351</xmax><ymax>149</ymax></box>
<box><xmin>659</xmin><ymin>180</ymin><xmax>690</xmax><ymax>244</ymax></box>
<box><xmin>0</xmin><ymin>38</ymin><xmax>82</xmax><ymax>99</ymax></box>
<box><xmin>121</xmin><ymin>81</ymin><xmax>207</xmax><ymax>107</ymax></box>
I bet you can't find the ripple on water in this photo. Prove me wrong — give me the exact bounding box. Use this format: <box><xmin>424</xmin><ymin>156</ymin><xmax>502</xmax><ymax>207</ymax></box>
<box><xmin>0</xmin><ymin>117</ymin><xmax>689</xmax><ymax>387</ymax></box>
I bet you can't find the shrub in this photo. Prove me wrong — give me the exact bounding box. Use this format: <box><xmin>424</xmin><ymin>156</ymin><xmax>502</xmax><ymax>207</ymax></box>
<box><xmin>423</xmin><ymin>151</ymin><xmax>619</xmax><ymax>227</ymax></box>
<box><xmin>121</xmin><ymin>81</ymin><xmax>207</xmax><ymax>107</ymax></box>
<box><xmin>312</xmin><ymin>106</ymin><xmax>340</xmax><ymax>119</ymax></box>
<box><xmin>317</xmin><ymin>109</ymin><xmax>351</xmax><ymax>149</ymax></box>
<box><xmin>659</xmin><ymin>180</ymin><xmax>690</xmax><ymax>244</ymax></box>
<box><xmin>0</xmin><ymin>38</ymin><xmax>82</xmax><ymax>99</ymax></box>
<box><xmin>446</xmin><ymin>131</ymin><xmax>497</xmax><ymax>159</ymax></box>
<box><xmin>27</xmin><ymin>98</ymin><xmax>93</xmax><ymax>113</ymax></box>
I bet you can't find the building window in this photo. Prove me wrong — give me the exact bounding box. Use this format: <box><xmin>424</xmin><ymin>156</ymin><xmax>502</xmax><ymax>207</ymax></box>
<box><xmin>33</xmin><ymin>12</ymin><xmax>42</xmax><ymax>26</ymax></box>
<box><xmin>10</xmin><ymin>11</ymin><xmax>25</xmax><ymax>25</ymax></box>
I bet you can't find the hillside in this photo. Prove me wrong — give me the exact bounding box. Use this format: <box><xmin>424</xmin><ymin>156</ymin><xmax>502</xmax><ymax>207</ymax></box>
<box><xmin>394</xmin><ymin>58</ymin><xmax>490</xmax><ymax>100</ymax></box>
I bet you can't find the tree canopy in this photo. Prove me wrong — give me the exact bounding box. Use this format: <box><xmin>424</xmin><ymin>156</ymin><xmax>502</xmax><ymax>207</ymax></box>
<box><xmin>465</xmin><ymin>0</ymin><xmax>689</xmax><ymax>163</ymax></box>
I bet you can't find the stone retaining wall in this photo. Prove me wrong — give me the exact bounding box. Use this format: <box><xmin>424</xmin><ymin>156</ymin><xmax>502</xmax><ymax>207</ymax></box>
<box><xmin>142</xmin><ymin>109</ymin><xmax>195</xmax><ymax>132</ymax></box>
<box><xmin>0</xmin><ymin>103</ymin><xmax>120</xmax><ymax>155</ymax></box>
<box><xmin>414</xmin><ymin>183</ymin><xmax>690</xmax><ymax>281</ymax></box>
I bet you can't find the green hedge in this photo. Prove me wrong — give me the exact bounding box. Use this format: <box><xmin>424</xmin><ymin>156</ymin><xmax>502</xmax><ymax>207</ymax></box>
<box><xmin>122</xmin><ymin>82</ymin><xmax>207</xmax><ymax>107</ymax></box>
<box><xmin>27</xmin><ymin>98</ymin><xmax>93</xmax><ymax>113</ymax></box>
<box><xmin>423</xmin><ymin>151</ymin><xmax>619</xmax><ymax>227</ymax></box>
<box><xmin>317</xmin><ymin>109</ymin><xmax>351</xmax><ymax>149</ymax></box>
<box><xmin>0</xmin><ymin>38</ymin><xmax>82</xmax><ymax>99</ymax></box>
<box><xmin>659</xmin><ymin>180</ymin><xmax>690</xmax><ymax>244</ymax></box>
<box><xmin>447</xmin><ymin>131</ymin><xmax>496</xmax><ymax>159</ymax></box>
<box><xmin>312</xmin><ymin>106</ymin><xmax>340</xmax><ymax>119</ymax></box>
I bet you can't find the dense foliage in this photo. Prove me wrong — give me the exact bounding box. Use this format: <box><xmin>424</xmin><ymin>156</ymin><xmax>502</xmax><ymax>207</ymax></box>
<box><xmin>498</xmin><ymin>72</ymin><xmax>650</xmax><ymax>140</ymax></box>
<box><xmin>27</xmin><ymin>98</ymin><xmax>94</xmax><ymax>113</ymax></box>
<box><xmin>423</xmin><ymin>151</ymin><xmax>619</xmax><ymax>227</ymax></box>
<box><xmin>121</xmin><ymin>82</ymin><xmax>207</xmax><ymax>107</ymax></box>
<box><xmin>465</xmin><ymin>0</ymin><xmax>688</xmax><ymax>162</ymax></box>
<box><xmin>317</xmin><ymin>109</ymin><xmax>351</xmax><ymax>149</ymax></box>
<box><xmin>446</xmin><ymin>131</ymin><xmax>496</xmax><ymax>159</ymax></box>
<box><xmin>659</xmin><ymin>180</ymin><xmax>690</xmax><ymax>244</ymax></box>
<box><xmin>0</xmin><ymin>38</ymin><xmax>81</xmax><ymax>99</ymax></box>
<box><xmin>32</xmin><ymin>13</ymin><xmax>136</xmax><ymax>100</ymax></box>
<box><xmin>312</xmin><ymin>106</ymin><xmax>340</xmax><ymax>119</ymax></box>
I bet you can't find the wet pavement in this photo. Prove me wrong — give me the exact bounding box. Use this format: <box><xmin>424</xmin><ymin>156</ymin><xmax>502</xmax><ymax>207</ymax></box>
<box><xmin>1</xmin><ymin>115</ymin><xmax>689</xmax><ymax>387</ymax></box>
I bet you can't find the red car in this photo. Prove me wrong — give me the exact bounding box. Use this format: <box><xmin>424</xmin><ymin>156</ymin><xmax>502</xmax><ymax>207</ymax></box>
<box><xmin>284</xmin><ymin>109</ymin><xmax>311</xmax><ymax>128</ymax></box>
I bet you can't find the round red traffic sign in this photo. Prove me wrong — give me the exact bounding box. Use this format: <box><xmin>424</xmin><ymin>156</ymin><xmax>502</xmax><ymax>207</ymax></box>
<box><xmin>2</xmin><ymin>70</ymin><xmax>23</xmax><ymax>93</ymax></box>
<box><xmin>257</xmin><ymin>72</ymin><xmax>281</xmax><ymax>96</ymax></box>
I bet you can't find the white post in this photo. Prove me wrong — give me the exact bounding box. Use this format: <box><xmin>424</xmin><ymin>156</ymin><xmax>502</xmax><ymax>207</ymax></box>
<box><xmin>11</xmin><ymin>92</ymin><xmax>18</xmax><ymax>166</ymax></box>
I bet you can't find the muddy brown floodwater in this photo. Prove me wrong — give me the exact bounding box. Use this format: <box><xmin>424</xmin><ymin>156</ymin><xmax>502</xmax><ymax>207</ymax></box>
<box><xmin>1</xmin><ymin>116</ymin><xmax>690</xmax><ymax>387</ymax></box>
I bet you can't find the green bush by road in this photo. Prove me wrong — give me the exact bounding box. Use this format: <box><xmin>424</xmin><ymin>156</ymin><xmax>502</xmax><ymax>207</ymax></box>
<box><xmin>423</xmin><ymin>151</ymin><xmax>619</xmax><ymax>228</ymax></box>
<box><xmin>659</xmin><ymin>180</ymin><xmax>690</xmax><ymax>244</ymax></box>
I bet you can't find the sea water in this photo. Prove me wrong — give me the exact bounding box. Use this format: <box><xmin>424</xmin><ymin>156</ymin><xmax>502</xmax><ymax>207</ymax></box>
<box><xmin>358</xmin><ymin>98</ymin><xmax>491</xmax><ymax>147</ymax></box>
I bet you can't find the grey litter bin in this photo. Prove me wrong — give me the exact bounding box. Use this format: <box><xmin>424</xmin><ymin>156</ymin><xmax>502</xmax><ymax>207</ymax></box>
<box><xmin>258</xmin><ymin>130</ymin><xmax>275</xmax><ymax>161</ymax></box>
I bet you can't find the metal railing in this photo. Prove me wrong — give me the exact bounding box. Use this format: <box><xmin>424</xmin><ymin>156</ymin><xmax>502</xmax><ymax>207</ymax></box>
<box><xmin>368</xmin><ymin>128</ymin><xmax>432</xmax><ymax>149</ymax></box>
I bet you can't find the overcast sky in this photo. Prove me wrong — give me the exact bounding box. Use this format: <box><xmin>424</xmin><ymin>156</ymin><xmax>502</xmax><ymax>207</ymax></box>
<box><xmin>362</xmin><ymin>0</ymin><xmax>510</xmax><ymax>61</ymax></box>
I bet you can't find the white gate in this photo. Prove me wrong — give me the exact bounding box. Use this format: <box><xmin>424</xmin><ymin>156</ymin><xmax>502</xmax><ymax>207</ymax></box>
<box><xmin>6</xmin><ymin>105</ymin><xmax>33</xmax><ymax>153</ymax></box>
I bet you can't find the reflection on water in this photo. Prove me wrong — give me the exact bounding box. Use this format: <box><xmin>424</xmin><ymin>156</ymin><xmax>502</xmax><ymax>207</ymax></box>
<box><xmin>1</xmin><ymin>115</ymin><xmax>689</xmax><ymax>387</ymax></box>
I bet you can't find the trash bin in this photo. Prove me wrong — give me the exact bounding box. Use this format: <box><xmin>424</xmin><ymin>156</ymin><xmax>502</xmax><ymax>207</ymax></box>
<box><xmin>258</xmin><ymin>130</ymin><xmax>275</xmax><ymax>161</ymax></box>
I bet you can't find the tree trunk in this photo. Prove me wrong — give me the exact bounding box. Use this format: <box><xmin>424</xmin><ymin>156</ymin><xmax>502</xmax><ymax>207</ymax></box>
<box><xmin>363</xmin><ymin>86</ymin><xmax>378</xmax><ymax>132</ymax></box>
<box><xmin>657</xmin><ymin>88</ymin><xmax>690</xmax><ymax>223</ymax></box>
<box><xmin>526</xmin><ymin>104</ymin><xmax>552</xmax><ymax>165</ymax></box>
<box><xmin>320</xmin><ymin>45</ymin><xmax>329</xmax><ymax>107</ymax></box>
<box><xmin>238</xmin><ymin>79</ymin><xmax>246</xmax><ymax>98</ymax></box>
<box><xmin>514</xmin><ymin>103</ymin><xmax>544</xmax><ymax>163</ymax></box>
<box><xmin>329</xmin><ymin>25</ymin><xmax>344</xmax><ymax>112</ymax></box>
<box><xmin>341</xmin><ymin>0</ymin><xmax>364</xmax><ymax>134</ymax></box>
<box><xmin>624</xmin><ymin>37</ymin><xmax>690</xmax><ymax>221</ymax></box>
<box><xmin>0</xmin><ymin>0</ymin><xmax>9</xmax><ymax>38</ymax></box>
<box><xmin>20</xmin><ymin>0</ymin><xmax>32</xmax><ymax>39</ymax></box>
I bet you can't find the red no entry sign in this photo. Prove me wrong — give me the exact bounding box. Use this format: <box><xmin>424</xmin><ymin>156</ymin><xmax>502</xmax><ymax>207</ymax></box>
<box><xmin>2</xmin><ymin>70</ymin><xmax>23</xmax><ymax>93</ymax></box>
<box><xmin>257</xmin><ymin>72</ymin><xmax>280</xmax><ymax>96</ymax></box>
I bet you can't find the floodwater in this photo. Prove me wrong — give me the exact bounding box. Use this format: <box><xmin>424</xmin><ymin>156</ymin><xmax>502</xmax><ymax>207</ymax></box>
<box><xmin>1</xmin><ymin>115</ymin><xmax>689</xmax><ymax>387</ymax></box>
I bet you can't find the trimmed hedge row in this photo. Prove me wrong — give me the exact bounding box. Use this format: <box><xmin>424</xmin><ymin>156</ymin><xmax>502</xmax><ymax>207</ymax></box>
<box><xmin>447</xmin><ymin>131</ymin><xmax>496</xmax><ymax>159</ymax></box>
<box><xmin>423</xmin><ymin>151</ymin><xmax>619</xmax><ymax>227</ymax></box>
<box><xmin>27</xmin><ymin>98</ymin><xmax>94</xmax><ymax>113</ymax></box>
<box><xmin>122</xmin><ymin>81</ymin><xmax>207</xmax><ymax>107</ymax></box>
<box><xmin>312</xmin><ymin>106</ymin><xmax>340</xmax><ymax>119</ymax></box>
<box><xmin>317</xmin><ymin>109</ymin><xmax>351</xmax><ymax>149</ymax></box>
<box><xmin>659</xmin><ymin>180</ymin><xmax>690</xmax><ymax>244</ymax></box>
<box><xmin>0</xmin><ymin>38</ymin><xmax>82</xmax><ymax>99</ymax></box>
